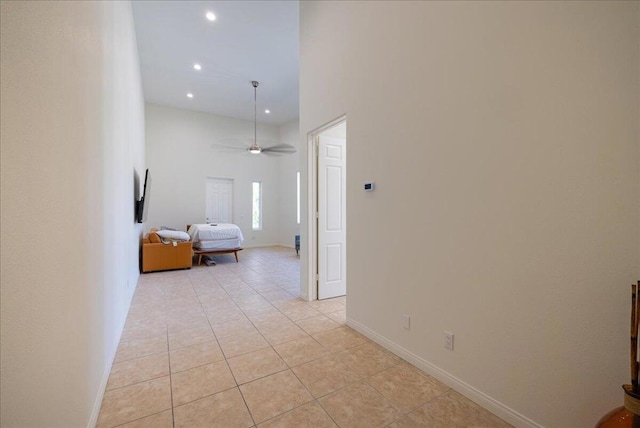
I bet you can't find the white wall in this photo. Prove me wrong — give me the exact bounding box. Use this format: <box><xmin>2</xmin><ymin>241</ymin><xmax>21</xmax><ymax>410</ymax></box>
<box><xmin>0</xmin><ymin>2</ymin><xmax>145</xmax><ymax>427</ymax></box>
<box><xmin>146</xmin><ymin>103</ymin><xmax>295</xmax><ymax>247</ymax></box>
<box><xmin>300</xmin><ymin>2</ymin><xmax>639</xmax><ymax>427</ymax></box>
<box><xmin>277</xmin><ymin>119</ymin><xmax>301</xmax><ymax>247</ymax></box>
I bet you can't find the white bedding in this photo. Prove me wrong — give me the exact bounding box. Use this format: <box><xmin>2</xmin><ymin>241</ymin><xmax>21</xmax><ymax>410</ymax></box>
<box><xmin>193</xmin><ymin>238</ymin><xmax>243</xmax><ymax>250</ymax></box>
<box><xmin>188</xmin><ymin>223</ymin><xmax>244</xmax><ymax>246</ymax></box>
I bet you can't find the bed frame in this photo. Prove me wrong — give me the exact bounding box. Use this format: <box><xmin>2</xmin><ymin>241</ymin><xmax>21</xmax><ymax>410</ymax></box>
<box><xmin>193</xmin><ymin>248</ymin><xmax>243</xmax><ymax>265</ymax></box>
<box><xmin>186</xmin><ymin>225</ymin><xmax>243</xmax><ymax>265</ymax></box>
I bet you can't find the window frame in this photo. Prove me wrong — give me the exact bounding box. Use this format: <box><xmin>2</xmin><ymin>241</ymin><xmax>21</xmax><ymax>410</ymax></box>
<box><xmin>296</xmin><ymin>171</ymin><xmax>301</xmax><ymax>224</ymax></box>
<box><xmin>252</xmin><ymin>181</ymin><xmax>262</xmax><ymax>230</ymax></box>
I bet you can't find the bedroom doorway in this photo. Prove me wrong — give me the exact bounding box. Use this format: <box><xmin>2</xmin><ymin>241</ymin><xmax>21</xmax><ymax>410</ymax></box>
<box><xmin>206</xmin><ymin>177</ymin><xmax>233</xmax><ymax>223</ymax></box>
<box><xmin>309</xmin><ymin>117</ymin><xmax>347</xmax><ymax>300</ymax></box>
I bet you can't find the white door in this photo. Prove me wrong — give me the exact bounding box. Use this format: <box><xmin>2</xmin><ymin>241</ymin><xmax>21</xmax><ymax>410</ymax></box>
<box><xmin>206</xmin><ymin>178</ymin><xmax>233</xmax><ymax>223</ymax></box>
<box><xmin>317</xmin><ymin>135</ymin><xmax>346</xmax><ymax>299</ymax></box>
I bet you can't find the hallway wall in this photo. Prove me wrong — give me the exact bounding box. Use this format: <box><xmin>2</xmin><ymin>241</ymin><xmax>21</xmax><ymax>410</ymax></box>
<box><xmin>0</xmin><ymin>2</ymin><xmax>145</xmax><ymax>426</ymax></box>
<box><xmin>300</xmin><ymin>2</ymin><xmax>640</xmax><ymax>426</ymax></box>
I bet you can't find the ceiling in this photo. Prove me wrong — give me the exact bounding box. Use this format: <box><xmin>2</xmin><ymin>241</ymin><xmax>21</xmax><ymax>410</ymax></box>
<box><xmin>131</xmin><ymin>1</ymin><xmax>299</xmax><ymax>125</ymax></box>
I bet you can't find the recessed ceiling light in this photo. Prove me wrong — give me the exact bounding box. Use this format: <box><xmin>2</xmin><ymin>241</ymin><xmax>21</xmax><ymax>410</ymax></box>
<box><xmin>205</xmin><ymin>11</ymin><xmax>216</xmax><ymax>21</ymax></box>
<box><xmin>187</xmin><ymin>93</ymin><xmax>194</xmax><ymax>98</ymax></box>
<box><xmin>264</xmin><ymin>109</ymin><xmax>270</xmax><ymax>114</ymax></box>
<box><xmin>193</xmin><ymin>63</ymin><xmax>202</xmax><ymax>71</ymax></box>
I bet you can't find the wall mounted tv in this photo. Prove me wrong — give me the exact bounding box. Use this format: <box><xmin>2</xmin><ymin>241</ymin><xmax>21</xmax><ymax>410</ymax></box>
<box><xmin>136</xmin><ymin>169</ymin><xmax>151</xmax><ymax>223</ymax></box>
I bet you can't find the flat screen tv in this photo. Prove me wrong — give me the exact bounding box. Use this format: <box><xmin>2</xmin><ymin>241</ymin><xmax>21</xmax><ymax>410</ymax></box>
<box><xmin>136</xmin><ymin>169</ymin><xmax>151</xmax><ymax>223</ymax></box>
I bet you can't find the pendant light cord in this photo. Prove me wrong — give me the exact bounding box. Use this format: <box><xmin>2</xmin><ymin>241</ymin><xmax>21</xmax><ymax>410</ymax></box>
<box><xmin>253</xmin><ymin>81</ymin><xmax>258</xmax><ymax>146</ymax></box>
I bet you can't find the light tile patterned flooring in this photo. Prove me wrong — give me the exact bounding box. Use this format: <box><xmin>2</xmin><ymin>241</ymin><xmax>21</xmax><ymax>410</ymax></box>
<box><xmin>97</xmin><ymin>246</ymin><xmax>511</xmax><ymax>427</ymax></box>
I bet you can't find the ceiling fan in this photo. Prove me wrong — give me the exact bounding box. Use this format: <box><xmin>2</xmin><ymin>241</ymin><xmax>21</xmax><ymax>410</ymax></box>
<box><xmin>211</xmin><ymin>81</ymin><xmax>296</xmax><ymax>156</ymax></box>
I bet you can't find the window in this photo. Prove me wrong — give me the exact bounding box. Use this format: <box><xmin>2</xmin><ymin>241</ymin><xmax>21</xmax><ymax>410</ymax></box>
<box><xmin>296</xmin><ymin>172</ymin><xmax>300</xmax><ymax>224</ymax></box>
<box><xmin>252</xmin><ymin>182</ymin><xmax>262</xmax><ymax>230</ymax></box>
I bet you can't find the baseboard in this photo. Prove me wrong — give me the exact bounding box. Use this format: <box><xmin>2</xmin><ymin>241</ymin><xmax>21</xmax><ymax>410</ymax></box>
<box><xmin>346</xmin><ymin>318</ymin><xmax>543</xmax><ymax>428</ymax></box>
<box><xmin>242</xmin><ymin>243</ymin><xmax>298</xmax><ymax>251</ymax></box>
<box><xmin>242</xmin><ymin>243</ymin><xmax>284</xmax><ymax>249</ymax></box>
<box><xmin>87</xmin><ymin>357</ymin><xmax>113</xmax><ymax>428</ymax></box>
<box><xmin>87</xmin><ymin>284</ymin><xmax>135</xmax><ymax>428</ymax></box>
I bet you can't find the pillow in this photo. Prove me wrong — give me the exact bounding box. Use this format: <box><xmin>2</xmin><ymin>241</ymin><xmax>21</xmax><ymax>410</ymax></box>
<box><xmin>148</xmin><ymin>232</ymin><xmax>161</xmax><ymax>244</ymax></box>
<box><xmin>156</xmin><ymin>230</ymin><xmax>190</xmax><ymax>242</ymax></box>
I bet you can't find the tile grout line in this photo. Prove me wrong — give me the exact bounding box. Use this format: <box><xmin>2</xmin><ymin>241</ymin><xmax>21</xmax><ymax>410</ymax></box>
<box><xmin>104</xmin><ymin>249</ymin><xmax>504</xmax><ymax>428</ymax></box>
<box><xmin>285</xmin><ymin>360</ymin><xmax>335</xmax><ymax>422</ymax></box>
<box><xmin>193</xmin><ymin>266</ymin><xmax>258</xmax><ymax>427</ymax></box>
<box><xmin>205</xmin><ymin>274</ymin><xmax>275</xmax><ymax>364</ymax></box>
<box><xmin>315</xmin><ymin>398</ymin><xmax>342</xmax><ymax>427</ymax></box>
<box><xmin>105</xmin><ymin>372</ymin><xmax>169</xmax><ymax>393</ymax></box>
<box><xmin>202</xmin><ymin>252</ymin><xmax>308</xmax><ymax>425</ymax></box>
<box><xmin>109</xmin><ymin>347</ymin><xmax>169</xmax><ymax>366</ymax></box>
<box><xmin>163</xmin><ymin>286</ymin><xmax>177</xmax><ymax>428</ymax></box>
<box><xmin>107</xmin><ymin>249</ymin><xmax>350</xmax><ymax>427</ymax></box>
<box><xmin>110</xmin><ymin>409</ymin><xmax>171</xmax><ymax>428</ymax></box>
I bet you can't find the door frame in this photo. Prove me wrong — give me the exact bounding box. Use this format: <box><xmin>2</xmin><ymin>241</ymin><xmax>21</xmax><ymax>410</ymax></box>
<box><xmin>306</xmin><ymin>115</ymin><xmax>347</xmax><ymax>301</ymax></box>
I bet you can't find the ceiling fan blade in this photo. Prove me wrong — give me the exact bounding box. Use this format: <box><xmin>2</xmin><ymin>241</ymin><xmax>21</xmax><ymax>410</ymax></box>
<box><xmin>213</xmin><ymin>137</ymin><xmax>252</xmax><ymax>147</ymax></box>
<box><xmin>210</xmin><ymin>145</ymin><xmax>249</xmax><ymax>155</ymax></box>
<box><xmin>211</xmin><ymin>137</ymin><xmax>253</xmax><ymax>154</ymax></box>
<box><xmin>211</xmin><ymin>143</ymin><xmax>245</xmax><ymax>150</ymax></box>
<box><xmin>261</xmin><ymin>144</ymin><xmax>297</xmax><ymax>155</ymax></box>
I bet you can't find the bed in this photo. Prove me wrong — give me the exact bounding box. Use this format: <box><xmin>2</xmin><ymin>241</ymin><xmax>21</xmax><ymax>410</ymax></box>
<box><xmin>187</xmin><ymin>223</ymin><xmax>244</xmax><ymax>265</ymax></box>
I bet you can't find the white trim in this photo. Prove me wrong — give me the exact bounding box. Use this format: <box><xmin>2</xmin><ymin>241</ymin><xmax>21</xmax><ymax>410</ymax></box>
<box><xmin>305</xmin><ymin>132</ymin><xmax>317</xmax><ymax>301</ymax></box>
<box><xmin>278</xmin><ymin>244</ymin><xmax>296</xmax><ymax>249</ymax></box>
<box><xmin>88</xmin><ymin>366</ymin><xmax>110</xmax><ymax>428</ymax></box>
<box><xmin>87</xmin><ymin>272</ymin><xmax>140</xmax><ymax>428</ymax></box>
<box><xmin>296</xmin><ymin>171</ymin><xmax>301</xmax><ymax>225</ymax></box>
<box><xmin>87</xmin><ymin>316</ymin><xmax>128</xmax><ymax>428</ymax></box>
<box><xmin>305</xmin><ymin>115</ymin><xmax>347</xmax><ymax>302</ymax></box>
<box><xmin>346</xmin><ymin>318</ymin><xmax>543</xmax><ymax>428</ymax></box>
<box><xmin>300</xmin><ymin>132</ymin><xmax>318</xmax><ymax>301</ymax></box>
<box><xmin>251</xmin><ymin>181</ymin><xmax>262</xmax><ymax>230</ymax></box>
<box><xmin>242</xmin><ymin>243</ymin><xmax>289</xmax><ymax>249</ymax></box>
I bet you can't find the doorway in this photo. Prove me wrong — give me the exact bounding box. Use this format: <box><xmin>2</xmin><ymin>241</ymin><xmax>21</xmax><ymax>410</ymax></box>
<box><xmin>308</xmin><ymin>117</ymin><xmax>347</xmax><ymax>300</ymax></box>
<box><xmin>205</xmin><ymin>177</ymin><xmax>233</xmax><ymax>223</ymax></box>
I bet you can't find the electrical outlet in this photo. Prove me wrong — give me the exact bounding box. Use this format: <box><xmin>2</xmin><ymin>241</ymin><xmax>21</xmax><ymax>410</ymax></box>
<box><xmin>444</xmin><ymin>331</ymin><xmax>454</xmax><ymax>350</ymax></box>
<box><xmin>402</xmin><ymin>314</ymin><xmax>410</xmax><ymax>330</ymax></box>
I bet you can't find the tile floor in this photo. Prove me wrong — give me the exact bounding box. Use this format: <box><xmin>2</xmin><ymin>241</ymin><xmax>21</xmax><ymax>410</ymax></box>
<box><xmin>97</xmin><ymin>246</ymin><xmax>511</xmax><ymax>428</ymax></box>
